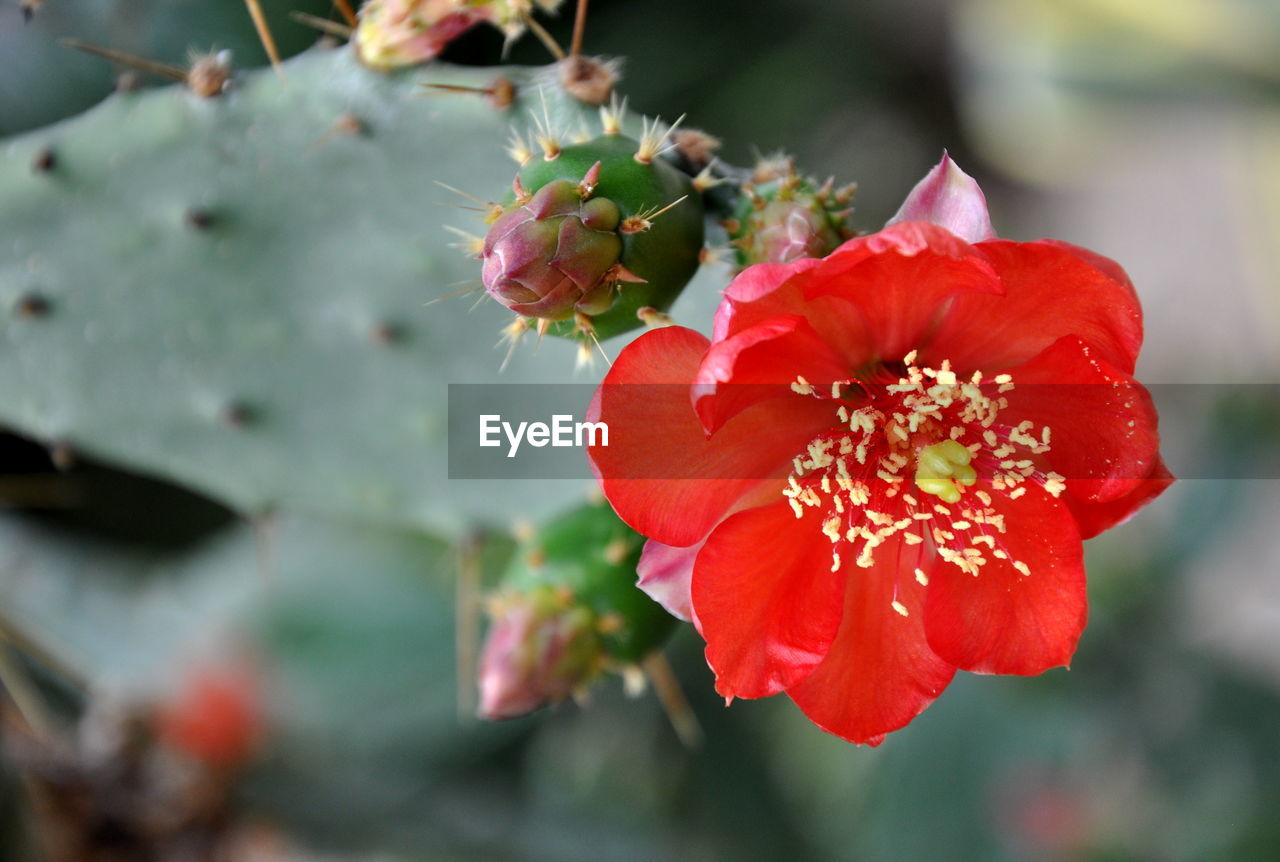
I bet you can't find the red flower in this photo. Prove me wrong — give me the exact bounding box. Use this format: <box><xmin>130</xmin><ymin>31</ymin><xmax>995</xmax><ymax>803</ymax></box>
<box><xmin>588</xmin><ymin>155</ymin><xmax>1172</xmax><ymax>745</ymax></box>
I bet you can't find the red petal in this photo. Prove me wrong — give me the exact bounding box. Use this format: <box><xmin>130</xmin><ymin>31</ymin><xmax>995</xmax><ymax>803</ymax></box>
<box><xmin>999</xmin><ymin>336</ymin><xmax>1161</xmax><ymax>502</ymax></box>
<box><xmin>694</xmin><ymin>501</ymin><xmax>849</xmax><ymax>699</ymax></box>
<box><xmin>804</xmin><ymin>222</ymin><xmax>1004</xmax><ymax>362</ymax></box>
<box><xmin>588</xmin><ymin>327</ymin><xmax>831</xmax><ymax>548</ymax></box>
<box><xmin>1064</xmin><ymin>456</ymin><xmax>1174</xmax><ymax>540</ymax></box>
<box><xmin>927</xmin><ymin>239</ymin><xmax>1143</xmax><ymax>374</ymax></box>
<box><xmin>712</xmin><ymin>259</ymin><xmax>823</xmax><ymax>340</ymax></box>
<box><xmin>923</xmin><ymin>485</ymin><xmax>1087</xmax><ymax>676</ymax></box>
<box><xmin>693</xmin><ymin>315</ymin><xmax>850</xmax><ymax>434</ymax></box>
<box><xmin>713</xmin><ymin>260</ymin><xmax>874</xmax><ymax>369</ymax></box>
<box><xmin>786</xmin><ymin>535</ymin><xmax>956</xmax><ymax>746</ymax></box>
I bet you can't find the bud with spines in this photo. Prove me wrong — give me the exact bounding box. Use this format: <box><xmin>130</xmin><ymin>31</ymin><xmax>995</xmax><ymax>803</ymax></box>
<box><xmin>477</xmin><ymin>499</ymin><xmax>676</xmax><ymax>720</ymax></box>
<box><xmin>481</xmin><ymin>102</ymin><xmax>706</xmax><ymax>347</ymax></box>
<box><xmin>724</xmin><ymin>156</ymin><xmax>857</xmax><ymax>269</ymax></box>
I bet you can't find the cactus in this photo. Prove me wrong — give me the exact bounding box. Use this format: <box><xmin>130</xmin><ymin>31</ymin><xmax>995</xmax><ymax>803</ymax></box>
<box><xmin>0</xmin><ymin>47</ymin><xmax>704</xmax><ymax>535</ymax></box>
<box><xmin>483</xmin><ymin>112</ymin><xmax>707</xmax><ymax>347</ymax></box>
<box><xmin>724</xmin><ymin>155</ymin><xmax>857</xmax><ymax>268</ymax></box>
<box><xmin>478</xmin><ymin>498</ymin><xmax>676</xmax><ymax>718</ymax></box>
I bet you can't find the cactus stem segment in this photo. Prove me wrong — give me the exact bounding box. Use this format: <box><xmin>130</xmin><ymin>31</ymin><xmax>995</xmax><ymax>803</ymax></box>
<box><xmin>634</xmin><ymin>114</ymin><xmax>685</xmax><ymax>165</ymax></box>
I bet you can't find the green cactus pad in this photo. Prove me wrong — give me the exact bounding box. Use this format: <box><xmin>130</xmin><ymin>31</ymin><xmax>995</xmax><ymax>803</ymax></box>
<box><xmin>0</xmin><ymin>48</ymin><xmax>630</xmax><ymax>534</ymax></box>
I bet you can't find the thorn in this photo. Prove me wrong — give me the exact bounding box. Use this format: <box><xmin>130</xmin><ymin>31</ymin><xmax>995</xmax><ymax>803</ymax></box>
<box><xmin>569</xmin><ymin>0</ymin><xmax>590</xmax><ymax>60</ymax></box>
<box><xmin>424</xmin><ymin>282</ymin><xmax>484</xmax><ymax>307</ymax></box>
<box><xmin>815</xmin><ymin>176</ymin><xmax>835</xmax><ymax>204</ymax></box>
<box><xmin>532</xmin><ymin>89</ymin><xmax>561</xmax><ymax>160</ymax></box>
<box><xmin>575</xmin><ymin>313</ymin><xmax>612</xmax><ymax>368</ymax></box>
<box><xmin>691</xmin><ymin>164</ymin><xmax>725</xmax><ymax>193</ymax></box>
<box><xmin>521</xmin><ymin>11</ymin><xmax>565</xmax><ymax>61</ymax></box>
<box><xmin>671</xmin><ymin>128</ymin><xmax>721</xmax><ymax>169</ymax></box>
<box><xmin>643</xmin><ymin>652</ymin><xmax>704</xmax><ymax>749</ymax></box>
<box><xmin>184</xmin><ymin>207</ymin><xmax>216</xmax><ymax>230</ymax></box>
<box><xmin>442</xmin><ymin>225</ymin><xmax>485</xmax><ymax>257</ymax></box>
<box><xmin>435</xmin><ymin>180</ymin><xmax>504</xmax><ymax>221</ymax></box>
<box><xmin>13</xmin><ymin>293</ymin><xmax>51</xmax><ymax>319</ymax></box>
<box><xmin>636</xmin><ymin>306</ymin><xmax>673</xmax><ymax>328</ymax></box>
<box><xmin>535</xmin><ymin>317</ymin><xmax>553</xmax><ymax>338</ymax></box>
<box><xmin>422</xmin><ymin>78</ymin><xmax>516</xmax><ymax>110</ymax></box>
<box><xmin>31</xmin><ymin>148</ymin><xmax>56</xmax><ymax>174</ymax></box>
<box><xmin>835</xmin><ymin>181</ymin><xmax>858</xmax><ymax>206</ymax></box>
<box><xmin>60</xmin><ymin>38</ymin><xmax>188</xmax><ymax>82</ymax></box>
<box><xmin>243</xmin><ymin>0</ymin><xmax>284</xmax><ymax>79</ymax></box>
<box><xmin>506</xmin><ymin>132</ymin><xmax>534</xmax><ymax>166</ymax></box>
<box><xmin>332</xmin><ymin>0</ymin><xmax>358</xmax><ymax>27</ymax></box>
<box><xmin>498</xmin><ymin>317</ymin><xmax>530</xmax><ymax>371</ymax></box>
<box><xmin>634</xmin><ymin>114</ymin><xmax>684</xmax><ymax>164</ymax></box>
<box><xmin>620</xmin><ymin>195</ymin><xmax>688</xmax><ymax>234</ymax></box>
<box><xmin>288</xmin><ymin>11</ymin><xmax>353</xmax><ymax>39</ymax></box>
<box><xmin>599</xmin><ymin>92</ymin><xmax>627</xmax><ymax>136</ymax></box>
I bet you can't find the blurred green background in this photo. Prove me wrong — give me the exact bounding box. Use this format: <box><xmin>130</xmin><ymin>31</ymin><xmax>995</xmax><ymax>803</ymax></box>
<box><xmin>2</xmin><ymin>0</ymin><xmax>1279</xmax><ymax>860</ymax></box>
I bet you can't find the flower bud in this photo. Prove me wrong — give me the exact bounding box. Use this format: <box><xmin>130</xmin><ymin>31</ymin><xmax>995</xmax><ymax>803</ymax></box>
<box><xmin>728</xmin><ymin>157</ymin><xmax>856</xmax><ymax>269</ymax></box>
<box><xmin>476</xmin><ymin>499</ymin><xmax>677</xmax><ymax>720</ymax></box>
<box><xmin>478</xmin><ymin>586</ymin><xmax>603</xmax><ymax>719</ymax></box>
<box><xmin>481</xmin><ymin>174</ymin><xmax>625</xmax><ymax>319</ymax></box>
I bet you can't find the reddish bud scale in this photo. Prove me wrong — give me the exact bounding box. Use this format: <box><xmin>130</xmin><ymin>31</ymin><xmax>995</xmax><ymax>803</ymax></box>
<box><xmin>483</xmin><ymin>134</ymin><xmax>705</xmax><ymax>341</ymax></box>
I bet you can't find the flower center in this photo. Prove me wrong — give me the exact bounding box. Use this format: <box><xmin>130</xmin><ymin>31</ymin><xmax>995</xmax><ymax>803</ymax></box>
<box><xmin>782</xmin><ymin>351</ymin><xmax>1066</xmax><ymax>614</ymax></box>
